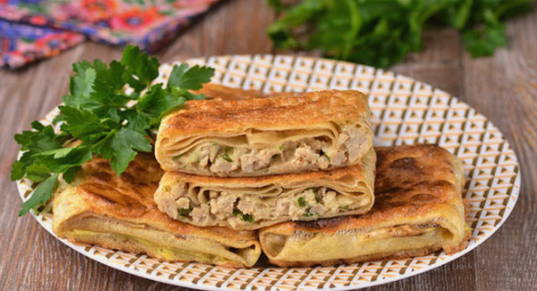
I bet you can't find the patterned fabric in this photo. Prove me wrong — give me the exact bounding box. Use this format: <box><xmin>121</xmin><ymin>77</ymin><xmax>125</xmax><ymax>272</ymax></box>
<box><xmin>0</xmin><ymin>20</ymin><xmax>84</xmax><ymax>68</ymax></box>
<box><xmin>0</xmin><ymin>0</ymin><xmax>220</xmax><ymax>68</ymax></box>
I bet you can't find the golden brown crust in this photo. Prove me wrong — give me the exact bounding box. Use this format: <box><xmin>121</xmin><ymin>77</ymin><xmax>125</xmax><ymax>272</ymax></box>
<box><xmin>52</xmin><ymin>154</ymin><xmax>261</xmax><ymax>267</ymax></box>
<box><xmin>159</xmin><ymin>90</ymin><xmax>369</xmax><ymax>136</ymax></box>
<box><xmin>269</xmin><ymin>247</ymin><xmax>439</xmax><ymax>267</ymax></box>
<box><xmin>193</xmin><ymin>83</ymin><xmax>266</xmax><ymax>101</ymax></box>
<box><xmin>267</xmin><ymin>234</ymin><xmax>471</xmax><ymax>267</ymax></box>
<box><xmin>74</xmin><ymin>154</ymin><xmax>257</xmax><ymax>241</ymax></box>
<box><xmin>374</xmin><ymin>144</ymin><xmax>464</xmax><ymax>195</ymax></box>
<box><xmin>67</xmin><ymin>232</ymin><xmax>247</xmax><ymax>268</ymax></box>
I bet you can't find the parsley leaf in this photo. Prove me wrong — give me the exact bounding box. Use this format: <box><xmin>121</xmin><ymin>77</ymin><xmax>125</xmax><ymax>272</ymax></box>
<box><xmin>15</xmin><ymin>121</ymin><xmax>63</xmax><ymax>153</ymax></box>
<box><xmin>56</xmin><ymin>106</ymin><xmax>108</xmax><ymax>140</ymax></box>
<box><xmin>136</xmin><ymin>84</ymin><xmax>186</xmax><ymax>120</ymax></box>
<box><xmin>167</xmin><ymin>63</ymin><xmax>215</xmax><ymax>90</ymax></box>
<box><xmin>110</xmin><ymin>128</ymin><xmax>152</xmax><ymax>174</ymax></box>
<box><xmin>69</xmin><ymin>65</ymin><xmax>95</xmax><ymax>101</ymax></box>
<box><xmin>121</xmin><ymin>45</ymin><xmax>160</xmax><ymax>92</ymax></box>
<box><xmin>463</xmin><ymin>23</ymin><xmax>507</xmax><ymax>57</ymax></box>
<box><xmin>267</xmin><ymin>0</ymin><xmax>533</xmax><ymax>68</ymax></box>
<box><xmin>12</xmin><ymin>45</ymin><xmax>215</xmax><ymax>216</ymax></box>
<box><xmin>19</xmin><ymin>174</ymin><xmax>59</xmax><ymax>216</ymax></box>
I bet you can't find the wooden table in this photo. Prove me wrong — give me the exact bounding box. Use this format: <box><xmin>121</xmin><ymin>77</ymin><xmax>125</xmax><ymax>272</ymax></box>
<box><xmin>1</xmin><ymin>1</ymin><xmax>536</xmax><ymax>290</ymax></box>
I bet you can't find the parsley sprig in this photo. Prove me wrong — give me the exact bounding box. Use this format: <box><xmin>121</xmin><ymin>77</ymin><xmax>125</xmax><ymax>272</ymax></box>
<box><xmin>12</xmin><ymin>45</ymin><xmax>214</xmax><ymax>216</ymax></box>
<box><xmin>267</xmin><ymin>0</ymin><xmax>534</xmax><ymax>68</ymax></box>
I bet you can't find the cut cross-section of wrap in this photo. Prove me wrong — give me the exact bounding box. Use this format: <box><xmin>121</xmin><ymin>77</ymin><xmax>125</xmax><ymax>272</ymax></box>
<box><xmin>52</xmin><ymin>154</ymin><xmax>261</xmax><ymax>268</ymax></box>
<box><xmin>154</xmin><ymin>149</ymin><xmax>375</xmax><ymax>231</ymax></box>
<box><xmin>155</xmin><ymin>90</ymin><xmax>373</xmax><ymax>177</ymax></box>
<box><xmin>259</xmin><ymin>144</ymin><xmax>471</xmax><ymax>267</ymax></box>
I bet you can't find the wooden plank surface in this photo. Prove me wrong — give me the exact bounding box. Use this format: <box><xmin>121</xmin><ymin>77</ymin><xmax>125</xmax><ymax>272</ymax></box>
<box><xmin>0</xmin><ymin>0</ymin><xmax>535</xmax><ymax>290</ymax></box>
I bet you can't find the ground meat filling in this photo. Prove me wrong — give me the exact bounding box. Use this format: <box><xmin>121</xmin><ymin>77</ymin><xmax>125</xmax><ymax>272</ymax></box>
<box><xmin>173</xmin><ymin>124</ymin><xmax>368</xmax><ymax>175</ymax></box>
<box><xmin>174</xmin><ymin>187</ymin><xmax>361</xmax><ymax>226</ymax></box>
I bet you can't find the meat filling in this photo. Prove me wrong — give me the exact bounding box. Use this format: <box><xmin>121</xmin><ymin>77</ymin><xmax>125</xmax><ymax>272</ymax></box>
<box><xmin>173</xmin><ymin>124</ymin><xmax>369</xmax><ymax>176</ymax></box>
<box><xmin>169</xmin><ymin>187</ymin><xmax>363</xmax><ymax>227</ymax></box>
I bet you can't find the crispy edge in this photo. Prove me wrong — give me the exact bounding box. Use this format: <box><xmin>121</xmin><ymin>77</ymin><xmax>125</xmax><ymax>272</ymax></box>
<box><xmin>57</xmin><ymin>154</ymin><xmax>259</xmax><ymax>244</ymax></box>
<box><xmin>160</xmin><ymin>90</ymin><xmax>370</xmax><ymax>136</ymax></box>
<box><xmin>193</xmin><ymin>83</ymin><xmax>266</xmax><ymax>101</ymax></box>
<box><xmin>266</xmin><ymin>237</ymin><xmax>470</xmax><ymax>267</ymax></box>
<box><xmin>65</xmin><ymin>231</ymin><xmax>250</xmax><ymax>268</ymax></box>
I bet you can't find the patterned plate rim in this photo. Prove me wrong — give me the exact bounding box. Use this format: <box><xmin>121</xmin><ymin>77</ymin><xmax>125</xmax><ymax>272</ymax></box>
<box><xmin>16</xmin><ymin>55</ymin><xmax>521</xmax><ymax>290</ymax></box>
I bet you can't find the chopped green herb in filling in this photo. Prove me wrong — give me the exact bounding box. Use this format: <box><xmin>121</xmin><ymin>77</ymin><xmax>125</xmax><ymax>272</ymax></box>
<box><xmin>233</xmin><ymin>208</ymin><xmax>254</xmax><ymax>222</ymax></box>
<box><xmin>241</xmin><ymin>213</ymin><xmax>254</xmax><ymax>222</ymax></box>
<box><xmin>172</xmin><ymin>154</ymin><xmax>183</xmax><ymax>161</ymax></box>
<box><xmin>297</xmin><ymin>197</ymin><xmax>307</xmax><ymax>207</ymax></box>
<box><xmin>303</xmin><ymin>209</ymin><xmax>317</xmax><ymax>217</ymax></box>
<box><xmin>221</xmin><ymin>147</ymin><xmax>233</xmax><ymax>162</ymax></box>
<box><xmin>178</xmin><ymin>207</ymin><xmax>193</xmax><ymax>217</ymax></box>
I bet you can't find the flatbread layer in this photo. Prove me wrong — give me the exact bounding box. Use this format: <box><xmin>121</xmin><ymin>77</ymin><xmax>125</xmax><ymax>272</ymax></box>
<box><xmin>259</xmin><ymin>144</ymin><xmax>471</xmax><ymax>267</ymax></box>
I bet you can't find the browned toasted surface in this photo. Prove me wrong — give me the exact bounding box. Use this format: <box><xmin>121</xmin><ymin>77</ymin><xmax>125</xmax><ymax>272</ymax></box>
<box><xmin>267</xmin><ymin>236</ymin><xmax>470</xmax><ymax>268</ymax></box>
<box><xmin>268</xmin><ymin>247</ymin><xmax>439</xmax><ymax>267</ymax></box>
<box><xmin>271</xmin><ymin>144</ymin><xmax>465</xmax><ymax>233</ymax></box>
<box><xmin>75</xmin><ymin>154</ymin><xmax>257</xmax><ymax>241</ymax></box>
<box><xmin>193</xmin><ymin>83</ymin><xmax>266</xmax><ymax>100</ymax></box>
<box><xmin>76</xmin><ymin>153</ymin><xmax>163</xmax><ymax>217</ymax></box>
<box><xmin>160</xmin><ymin>90</ymin><xmax>369</xmax><ymax>136</ymax></box>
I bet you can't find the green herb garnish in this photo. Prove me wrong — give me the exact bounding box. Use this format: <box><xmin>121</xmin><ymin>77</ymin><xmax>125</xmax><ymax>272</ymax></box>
<box><xmin>242</xmin><ymin>213</ymin><xmax>255</xmax><ymax>222</ymax></box>
<box><xmin>303</xmin><ymin>209</ymin><xmax>317</xmax><ymax>217</ymax></box>
<box><xmin>267</xmin><ymin>0</ymin><xmax>534</xmax><ymax>68</ymax></box>
<box><xmin>18</xmin><ymin>174</ymin><xmax>59</xmax><ymax>216</ymax></box>
<box><xmin>178</xmin><ymin>207</ymin><xmax>193</xmax><ymax>217</ymax></box>
<box><xmin>297</xmin><ymin>197</ymin><xmax>307</xmax><ymax>207</ymax></box>
<box><xmin>221</xmin><ymin>147</ymin><xmax>234</xmax><ymax>162</ymax></box>
<box><xmin>233</xmin><ymin>208</ymin><xmax>255</xmax><ymax>222</ymax></box>
<box><xmin>12</xmin><ymin>45</ymin><xmax>214</xmax><ymax>216</ymax></box>
<box><xmin>173</xmin><ymin>154</ymin><xmax>184</xmax><ymax>161</ymax></box>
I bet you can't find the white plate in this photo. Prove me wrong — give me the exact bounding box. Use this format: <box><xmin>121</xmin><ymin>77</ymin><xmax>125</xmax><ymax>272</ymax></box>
<box><xmin>17</xmin><ymin>55</ymin><xmax>520</xmax><ymax>290</ymax></box>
